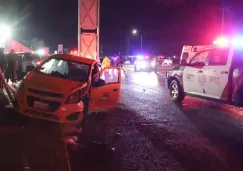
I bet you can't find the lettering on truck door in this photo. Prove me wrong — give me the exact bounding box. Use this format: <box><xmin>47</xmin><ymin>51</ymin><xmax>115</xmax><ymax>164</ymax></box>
<box><xmin>202</xmin><ymin>48</ymin><xmax>231</xmax><ymax>100</ymax></box>
<box><xmin>182</xmin><ymin>50</ymin><xmax>209</xmax><ymax>96</ymax></box>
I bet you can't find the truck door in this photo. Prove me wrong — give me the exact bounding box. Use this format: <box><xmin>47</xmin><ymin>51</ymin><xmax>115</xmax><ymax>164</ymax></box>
<box><xmin>183</xmin><ymin>50</ymin><xmax>209</xmax><ymax>96</ymax></box>
<box><xmin>202</xmin><ymin>48</ymin><xmax>231</xmax><ymax>100</ymax></box>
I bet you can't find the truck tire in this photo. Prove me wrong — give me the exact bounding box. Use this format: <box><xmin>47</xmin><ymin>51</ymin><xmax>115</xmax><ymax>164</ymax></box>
<box><xmin>169</xmin><ymin>80</ymin><xmax>185</xmax><ymax>103</ymax></box>
<box><xmin>234</xmin><ymin>87</ymin><xmax>243</xmax><ymax>106</ymax></box>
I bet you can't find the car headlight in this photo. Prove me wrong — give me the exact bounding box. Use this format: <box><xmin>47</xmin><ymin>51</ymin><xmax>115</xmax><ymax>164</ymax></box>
<box><xmin>151</xmin><ymin>61</ymin><xmax>156</xmax><ymax>67</ymax></box>
<box><xmin>66</xmin><ymin>87</ymin><xmax>87</xmax><ymax>104</ymax></box>
<box><xmin>137</xmin><ymin>61</ymin><xmax>147</xmax><ymax>68</ymax></box>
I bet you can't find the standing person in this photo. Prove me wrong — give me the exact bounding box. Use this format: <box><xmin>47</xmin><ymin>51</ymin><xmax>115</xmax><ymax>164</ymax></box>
<box><xmin>101</xmin><ymin>56</ymin><xmax>111</xmax><ymax>79</ymax></box>
<box><xmin>6</xmin><ymin>49</ymin><xmax>18</xmax><ymax>85</ymax></box>
<box><xmin>101</xmin><ymin>56</ymin><xmax>111</xmax><ymax>68</ymax></box>
<box><xmin>117</xmin><ymin>56</ymin><xmax>126</xmax><ymax>76</ymax></box>
<box><xmin>0</xmin><ymin>48</ymin><xmax>7</xmax><ymax>88</ymax></box>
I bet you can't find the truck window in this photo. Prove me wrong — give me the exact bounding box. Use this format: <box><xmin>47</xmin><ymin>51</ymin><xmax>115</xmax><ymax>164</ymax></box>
<box><xmin>208</xmin><ymin>49</ymin><xmax>229</xmax><ymax>66</ymax></box>
<box><xmin>189</xmin><ymin>51</ymin><xmax>209</xmax><ymax>66</ymax></box>
<box><xmin>181</xmin><ymin>52</ymin><xmax>189</xmax><ymax>60</ymax></box>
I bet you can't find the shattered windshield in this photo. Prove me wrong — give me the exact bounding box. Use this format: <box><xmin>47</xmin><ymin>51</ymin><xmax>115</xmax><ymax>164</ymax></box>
<box><xmin>36</xmin><ymin>57</ymin><xmax>90</xmax><ymax>82</ymax></box>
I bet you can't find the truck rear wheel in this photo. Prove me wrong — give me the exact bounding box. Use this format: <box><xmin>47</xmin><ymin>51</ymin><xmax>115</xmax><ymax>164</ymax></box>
<box><xmin>234</xmin><ymin>87</ymin><xmax>243</xmax><ymax>106</ymax></box>
<box><xmin>169</xmin><ymin>80</ymin><xmax>185</xmax><ymax>103</ymax></box>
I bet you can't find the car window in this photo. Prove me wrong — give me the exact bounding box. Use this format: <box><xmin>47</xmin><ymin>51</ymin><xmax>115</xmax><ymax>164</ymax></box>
<box><xmin>208</xmin><ymin>49</ymin><xmax>229</xmax><ymax>66</ymax></box>
<box><xmin>95</xmin><ymin>68</ymin><xmax>119</xmax><ymax>84</ymax></box>
<box><xmin>189</xmin><ymin>51</ymin><xmax>209</xmax><ymax>66</ymax></box>
<box><xmin>181</xmin><ymin>52</ymin><xmax>189</xmax><ymax>60</ymax></box>
<box><xmin>37</xmin><ymin>58</ymin><xmax>90</xmax><ymax>82</ymax></box>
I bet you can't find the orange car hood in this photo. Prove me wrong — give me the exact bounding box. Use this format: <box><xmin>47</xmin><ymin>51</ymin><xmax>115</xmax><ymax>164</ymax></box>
<box><xmin>25</xmin><ymin>72</ymin><xmax>88</xmax><ymax>95</ymax></box>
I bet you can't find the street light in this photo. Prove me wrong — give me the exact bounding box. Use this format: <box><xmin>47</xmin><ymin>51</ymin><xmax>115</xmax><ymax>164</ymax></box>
<box><xmin>0</xmin><ymin>25</ymin><xmax>11</xmax><ymax>47</ymax></box>
<box><xmin>126</xmin><ymin>29</ymin><xmax>143</xmax><ymax>56</ymax></box>
<box><xmin>132</xmin><ymin>29</ymin><xmax>137</xmax><ymax>35</ymax></box>
<box><xmin>132</xmin><ymin>29</ymin><xmax>142</xmax><ymax>53</ymax></box>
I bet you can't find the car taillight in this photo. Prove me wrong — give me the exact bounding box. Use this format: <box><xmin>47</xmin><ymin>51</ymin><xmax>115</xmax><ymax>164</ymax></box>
<box><xmin>66</xmin><ymin>87</ymin><xmax>87</xmax><ymax>104</ymax></box>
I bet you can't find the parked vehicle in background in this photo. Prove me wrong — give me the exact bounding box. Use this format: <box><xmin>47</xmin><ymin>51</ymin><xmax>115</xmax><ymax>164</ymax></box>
<box><xmin>134</xmin><ymin>56</ymin><xmax>155</xmax><ymax>72</ymax></box>
<box><xmin>17</xmin><ymin>52</ymin><xmax>42</xmax><ymax>74</ymax></box>
<box><xmin>162</xmin><ymin>59</ymin><xmax>173</xmax><ymax>66</ymax></box>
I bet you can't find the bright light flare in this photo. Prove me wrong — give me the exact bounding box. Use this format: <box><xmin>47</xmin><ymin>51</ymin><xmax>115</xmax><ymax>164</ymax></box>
<box><xmin>136</xmin><ymin>55</ymin><xmax>144</xmax><ymax>60</ymax></box>
<box><xmin>232</xmin><ymin>37</ymin><xmax>243</xmax><ymax>47</ymax></box>
<box><xmin>151</xmin><ymin>61</ymin><xmax>156</xmax><ymax>67</ymax></box>
<box><xmin>36</xmin><ymin>61</ymin><xmax>41</xmax><ymax>65</ymax></box>
<box><xmin>0</xmin><ymin>25</ymin><xmax>11</xmax><ymax>43</ymax></box>
<box><xmin>38</xmin><ymin>49</ymin><xmax>44</xmax><ymax>56</ymax></box>
<box><xmin>137</xmin><ymin>61</ymin><xmax>147</xmax><ymax>68</ymax></box>
<box><xmin>213</xmin><ymin>37</ymin><xmax>229</xmax><ymax>47</ymax></box>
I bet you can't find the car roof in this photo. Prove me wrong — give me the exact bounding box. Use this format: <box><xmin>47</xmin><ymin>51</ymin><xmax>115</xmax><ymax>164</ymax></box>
<box><xmin>50</xmin><ymin>54</ymin><xmax>96</xmax><ymax>65</ymax></box>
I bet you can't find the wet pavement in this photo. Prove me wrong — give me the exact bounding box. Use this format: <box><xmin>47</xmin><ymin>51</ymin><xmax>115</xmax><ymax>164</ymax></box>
<box><xmin>1</xmin><ymin>65</ymin><xmax>243</xmax><ymax>170</ymax></box>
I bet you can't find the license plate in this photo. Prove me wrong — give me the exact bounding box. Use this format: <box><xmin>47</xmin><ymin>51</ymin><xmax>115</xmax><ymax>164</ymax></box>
<box><xmin>33</xmin><ymin>101</ymin><xmax>49</xmax><ymax>110</ymax></box>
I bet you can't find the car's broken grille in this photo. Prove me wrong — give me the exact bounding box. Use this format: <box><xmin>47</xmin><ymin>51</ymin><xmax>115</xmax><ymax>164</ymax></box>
<box><xmin>28</xmin><ymin>88</ymin><xmax>64</xmax><ymax>98</ymax></box>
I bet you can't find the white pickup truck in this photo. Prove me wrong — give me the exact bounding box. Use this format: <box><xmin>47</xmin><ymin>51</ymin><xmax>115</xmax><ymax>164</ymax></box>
<box><xmin>166</xmin><ymin>46</ymin><xmax>243</xmax><ymax>106</ymax></box>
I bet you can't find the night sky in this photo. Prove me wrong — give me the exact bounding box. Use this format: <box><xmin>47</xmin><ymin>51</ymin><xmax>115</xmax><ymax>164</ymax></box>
<box><xmin>0</xmin><ymin>0</ymin><xmax>242</xmax><ymax>55</ymax></box>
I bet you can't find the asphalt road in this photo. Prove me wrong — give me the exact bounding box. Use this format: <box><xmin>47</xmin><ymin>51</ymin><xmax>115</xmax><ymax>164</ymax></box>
<box><xmin>1</xmin><ymin>65</ymin><xmax>243</xmax><ymax>171</ymax></box>
<box><xmin>70</xmin><ymin>65</ymin><xmax>243</xmax><ymax>171</ymax></box>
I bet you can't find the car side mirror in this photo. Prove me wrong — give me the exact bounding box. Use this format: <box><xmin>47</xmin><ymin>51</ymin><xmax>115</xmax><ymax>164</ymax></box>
<box><xmin>180</xmin><ymin>59</ymin><xmax>187</xmax><ymax>65</ymax></box>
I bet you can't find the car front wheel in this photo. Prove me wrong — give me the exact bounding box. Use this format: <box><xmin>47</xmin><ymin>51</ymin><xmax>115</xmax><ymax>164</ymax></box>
<box><xmin>169</xmin><ymin>80</ymin><xmax>185</xmax><ymax>102</ymax></box>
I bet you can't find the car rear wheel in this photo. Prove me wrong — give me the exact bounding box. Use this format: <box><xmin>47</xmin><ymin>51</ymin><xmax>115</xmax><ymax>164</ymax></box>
<box><xmin>169</xmin><ymin>80</ymin><xmax>185</xmax><ymax>102</ymax></box>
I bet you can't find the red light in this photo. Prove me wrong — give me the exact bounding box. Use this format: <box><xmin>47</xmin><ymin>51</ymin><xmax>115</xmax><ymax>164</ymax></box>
<box><xmin>193</xmin><ymin>47</ymin><xmax>198</xmax><ymax>52</ymax></box>
<box><xmin>70</xmin><ymin>50</ymin><xmax>78</xmax><ymax>55</ymax></box>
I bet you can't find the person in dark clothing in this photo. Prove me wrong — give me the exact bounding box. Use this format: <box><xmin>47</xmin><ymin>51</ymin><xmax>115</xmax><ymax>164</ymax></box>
<box><xmin>0</xmin><ymin>48</ymin><xmax>7</xmax><ymax>87</ymax></box>
<box><xmin>116</xmin><ymin>56</ymin><xmax>126</xmax><ymax>76</ymax></box>
<box><xmin>6</xmin><ymin>49</ymin><xmax>18</xmax><ymax>85</ymax></box>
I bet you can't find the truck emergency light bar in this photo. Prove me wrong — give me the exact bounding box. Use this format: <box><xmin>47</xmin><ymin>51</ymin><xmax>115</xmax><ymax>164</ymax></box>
<box><xmin>213</xmin><ymin>36</ymin><xmax>243</xmax><ymax>47</ymax></box>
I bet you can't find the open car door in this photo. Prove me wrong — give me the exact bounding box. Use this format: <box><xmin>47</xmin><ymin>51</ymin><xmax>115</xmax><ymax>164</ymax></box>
<box><xmin>89</xmin><ymin>67</ymin><xmax>121</xmax><ymax>111</ymax></box>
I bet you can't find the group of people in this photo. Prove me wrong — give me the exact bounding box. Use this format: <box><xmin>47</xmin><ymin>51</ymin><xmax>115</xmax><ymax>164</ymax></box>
<box><xmin>101</xmin><ymin>56</ymin><xmax>126</xmax><ymax>75</ymax></box>
<box><xmin>0</xmin><ymin>49</ymin><xmax>18</xmax><ymax>88</ymax></box>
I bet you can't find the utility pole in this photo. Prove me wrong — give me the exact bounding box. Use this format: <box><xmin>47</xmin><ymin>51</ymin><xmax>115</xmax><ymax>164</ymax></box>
<box><xmin>141</xmin><ymin>36</ymin><xmax>143</xmax><ymax>53</ymax></box>
<box><xmin>127</xmin><ymin>36</ymin><xmax>129</xmax><ymax>56</ymax></box>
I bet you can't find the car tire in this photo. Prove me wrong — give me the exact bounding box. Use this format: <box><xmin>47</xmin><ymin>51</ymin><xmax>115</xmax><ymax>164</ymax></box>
<box><xmin>169</xmin><ymin>80</ymin><xmax>185</xmax><ymax>103</ymax></box>
<box><xmin>234</xmin><ymin>87</ymin><xmax>243</xmax><ymax>106</ymax></box>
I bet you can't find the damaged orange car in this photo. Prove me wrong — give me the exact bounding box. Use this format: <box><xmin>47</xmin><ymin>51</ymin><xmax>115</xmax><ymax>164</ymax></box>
<box><xmin>14</xmin><ymin>54</ymin><xmax>121</xmax><ymax>126</ymax></box>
